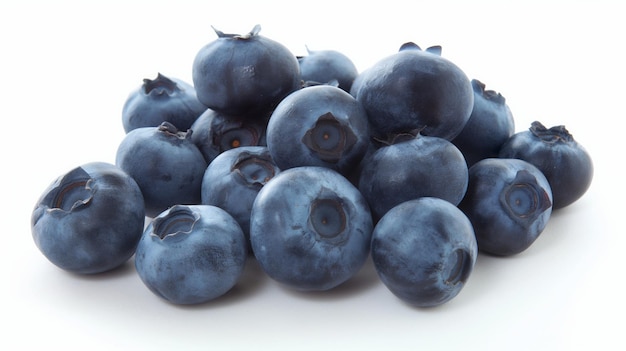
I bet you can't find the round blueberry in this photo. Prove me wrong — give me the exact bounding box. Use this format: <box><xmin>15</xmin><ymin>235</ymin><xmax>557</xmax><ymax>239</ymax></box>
<box><xmin>134</xmin><ymin>205</ymin><xmax>247</xmax><ymax>305</ymax></box>
<box><xmin>499</xmin><ymin>121</ymin><xmax>593</xmax><ymax>209</ymax></box>
<box><xmin>297</xmin><ymin>47</ymin><xmax>359</xmax><ymax>92</ymax></box>
<box><xmin>250</xmin><ymin>166</ymin><xmax>373</xmax><ymax>291</ymax></box>
<box><xmin>458</xmin><ymin>158</ymin><xmax>553</xmax><ymax>256</ymax></box>
<box><xmin>266</xmin><ymin>84</ymin><xmax>370</xmax><ymax>176</ymax></box>
<box><xmin>31</xmin><ymin>162</ymin><xmax>145</xmax><ymax>274</ymax></box>
<box><xmin>371</xmin><ymin>197</ymin><xmax>478</xmax><ymax>307</ymax></box>
<box><xmin>115</xmin><ymin>122</ymin><xmax>208</xmax><ymax>218</ymax></box>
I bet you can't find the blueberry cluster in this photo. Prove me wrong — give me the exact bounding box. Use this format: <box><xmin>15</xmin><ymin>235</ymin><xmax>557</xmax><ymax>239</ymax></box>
<box><xmin>31</xmin><ymin>25</ymin><xmax>593</xmax><ymax>307</ymax></box>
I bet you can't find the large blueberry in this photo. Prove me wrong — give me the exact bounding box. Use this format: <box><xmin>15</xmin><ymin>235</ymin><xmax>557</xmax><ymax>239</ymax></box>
<box><xmin>115</xmin><ymin>122</ymin><xmax>208</xmax><ymax>218</ymax></box>
<box><xmin>31</xmin><ymin>162</ymin><xmax>145</xmax><ymax>274</ymax></box>
<box><xmin>266</xmin><ymin>84</ymin><xmax>370</xmax><ymax>176</ymax></box>
<box><xmin>498</xmin><ymin>121</ymin><xmax>593</xmax><ymax>209</ymax></box>
<box><xmin>458</xmin><ymin>158</ymin><xmax>553</xmax><ymax>256</ymax></box>
<box><xmin>353</xmin><ymin>42</ymin><xmax>473</xmax><ymax>140</ymax></box>
<box><xmin>190</xmin><ymin>108</ymin><xmax>268</xmax><ymax>164</ymax></box>
<box><xmin>192</xmin><ymin>24</ymin><xmax>301</xmax><ymax>117</ymax></box>
<box><xmin>201</xmin><ymin>146</ymin><xmax>280</xmax><ymax>245</ymax></box>
<box><xmin>371</xmin><ymin>197</ymin><xmax>478</xmax><ymax>307</ymax></box>
<box><xmin>134</xmin><ymin>205</ymin><xmax>247</xmax><ymax>305</ymax></box>
<box><xmin>122</xmin><ymin>73</ymin><xmax>207</xmax><ymax>133</ymax></box>
<box><xmin>358</xmin><ymin>132</ymin><xmax>468</xmax><ymax>221</ymax></box>
<box><xmin>451</xmin><ymin>79</ymin><xmax>515</xmax><ymax>167</ymax></box>
<box><xmin>250</xmin><ymin>166</ymin><xmax>373</xmax><ymax>291</ymax></box>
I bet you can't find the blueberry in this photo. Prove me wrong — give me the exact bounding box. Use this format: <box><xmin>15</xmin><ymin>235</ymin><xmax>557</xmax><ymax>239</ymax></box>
<box><xmin>451</xmin><ymin>79</ymin><xmax>515</xmax><ymax>167</ymax></box>
<box><xmin>201</xmin><ymin>146</ymin><xmax>280</xmax><ymax>245</ymax></box>
<box><xmin>458</xmin><ymin>158</ymin><xmax>553</xmax><ymax>256</ymax></box>
<box><xmin>192</xmin><ymin>24</ymin><xmax>301</xmax><ymax>116</ymax></box>
<box><xmin>189</xmin><ymin>108</ymin><xmax>268</xmax><ymax>164</ymax></box>
<box><xmin>115</xmin><ymin>122</ymin><xmax>208</xmax><ymax>218</ymax></box>
<box><xmin>358</xmin><ymin>131</ymin><xmax>468</xmax><ymax>221</ymax></box>
<box><xmin>352</xmin><ymin>42</ymin><xmax>473</xmax><ymax>140</ymax></box>
<box><xmin>134</xmin><ymin>205</ymin><xmax>247</xmax><ymax>305</ymax></box>
<box><xmin>371</xmin><ymin>197</ymin><xmax>478</xmax><ymax>307</ymax></box>
<box><xmin>266</xmin><ymin>84</ymin><xmax>370</xmax><ymax>176</ymax></box>
<box><xmin>297</xmin><ymin>47</ymin><xmax>359</xmax><ymax>92</ymax></box>
<box><xmin>31</xmin><ymin>162</ymin><xmax>145</xmax><ymax>274</ymax></box>
<box><xmin>250</xmin><ymin>166</ymin><xmax>373</xmax><ymax>291</ymax></box>
<box><xmin>498</xmin><ymin>121</ymin><xmax>593</xmax><ymax>209</ymax></box>
<box><xmin>121</xmin><ymin>73</ymin><xmax>208</xmax><ymax>133</ymax></box>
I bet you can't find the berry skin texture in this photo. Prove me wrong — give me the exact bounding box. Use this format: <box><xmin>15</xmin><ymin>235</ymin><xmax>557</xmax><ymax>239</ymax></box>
<box><xmin>192</xmin><ymin>25</ymin><xmax>302</xmax><ymax>117</ymax></box>
<box><xmin>121</xmin><ymin>73</ymin><xmax>208</xmax><ymax>133</ymax></box>
<box><xmin>451</xmin><ymin>79</ymin><xmax>515</xmax><ymax>167</ymax></box>
<box><xmin>134</xmin><ymin>205</ymin><xmax>247</xmax><ymax>305</ymax></box>
<box><xmin>250</xmin><ymin>166</ymin><xmax>373</xmax><ymax>291</ymax></box>
<box><xmin>115</xmin><ymin>122</ymin><xmax>208</xmax><ymax>218</ymax></box>
<box><xmin>266</xmin><ymin>84</ymin><xmax>370</xmax><ymax>176</ymax></box>
<box><xmin>31</xmin><ymin>162</ymin><xmax>145</xmax><ymax>274</ymax></box>
<box><xmin>201</xmin><ymin>146</ymin><xmax>280</xmax><ymax>245</ymax></box>
<box><xmin>357</xmin><ymin>132</ymin><xmax>469</xmax><ymax>221</ymax></box>
<box><xmin>459</xmin><ymin>158</ymin><xmax>553</xmax><ymax>256</ymax></box>
<box><xmin>371</xmin><ymin>197</ymin><xmax>478</xmax><ymax>307</ymax></box>
<box><xmin>297</xmin><ymin>47</ymin><xmax>359</xmax><ymax>92</ymax></box>
<box><xmin>498</xmin><ymin>121</ymin><xmax>593</xmax><ymax>209</ymax></box>
<box><xmin>352</xmin><ymin>43</ymin><xmax>474</xmax><ymax>140</ymax></box>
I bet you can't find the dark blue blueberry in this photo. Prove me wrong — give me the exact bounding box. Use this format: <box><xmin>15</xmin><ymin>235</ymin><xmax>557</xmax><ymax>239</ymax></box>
<box><xmin>115</xmin><ymin>122</ymin><xmax>208</xmax><ymax>218</ymax></box>
<box><xmin>134</xmin><ymin>205</ymin><xmax>247</xmax><ymax>305</ymax></box>
<box><xmin>192</xmin><ymin>24</ymin><xmax>301</xmax><ymax>116</ymax></box>
<box><xmin>451</xmin><ymin>79</ymin><xmax>515</xmax><ymax>167</ymax></box>
<box><xmin>458</xmin><ymin>158</ymin><xmax>553</xmax><ymax>256</ymax></box>
<box><xmin>250</xmin><ymin>166</ymin><xmax>373</xmax><ymax>291</ymax></box>
<box><xmin>266</xmin><ymin>84</ymin><xmax>370</xmax><ymax>176</ymax></box>
<box><xmin>201</xmin><ymin>146</ymin><xmax>280</xmax><ymax>245</ymax></box>
<box><xmin>31</xmin><ymin>162</ymin><xmax>145</xmax><ymax>274</ymax></box>
<box><xmin>297</xmin><ymin>47</ymin><xmax>359</xmax><ymax>92</ymax></box>
<box><xmin>122</xmin><ymin>73</ymin><xmax>207</xmax><ymax>133</ymax></box>
<box><xmin>352</xmin><ymin>42</ymin><xmax>473</xmax><ymax>140</ymax></box>
<box><xmin>371</xmin><ymin>197</ymin><xmax>478</xmax><ymax>307</ymax></box>
<box><xmin>358</xmin><ymin>132</ymin><xmax>468</xmax><ymax>221</ymax></box>
<box><xmin>189</xmin><ymin>108</ymin><xmax>268</xmax><ymax>164</ymax></box>
<box><xmin>498</xmin><ymin>121</ymin><xmax>593</xmax><ymax>209</ymax></box>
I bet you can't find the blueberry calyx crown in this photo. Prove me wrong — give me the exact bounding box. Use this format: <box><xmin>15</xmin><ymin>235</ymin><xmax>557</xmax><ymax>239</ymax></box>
<box><xmin>231</xmin><ymin>151</ymin><xmax>278</xmax><ymax>187</ymax></box>
<box><xmin>33</xmin><ymin>167</ymin><xmax>94</xmax><ymax>226</ymax></box>
<box><xmin>529</xmin><ymin>121</ymin><xmax>574</xmax><ymax>144</ymax></box>
<box><xmin>398</xmin><ymin>42</ymin><xmax>442</xmax><ymax>56</ymax></box>
<box><xmin>372</xmin><ymin>128</ymin><xmax>425</xmax><ymax>147</ymax></box>
<box><xmin>471</xmin><ymin>79</ymin><xmax>506</xmax><ymax>105</ymax></box>
<box><xmin>500</xmin><ymin>170</ymin><xmax>552</xmax><ymax>223</ymax></box>
<box><xmin>301</xmin><ymin>112</ymin><xmax>357</xmax><ymax>163</ymax></box>
<box><xmin>212</xmin><ymin>24</ymin><xmax>261</xmax><ymax>40</ymax></box>
<box><xmin>142</xmin><ymin>73</ymin><xmax>180</xmax><ymax>96</ymax></box>
<box><xmin>152</xmin><ymin>205</ymin><xmax>198</xmax><ymax>240</ymax></box>
<box><xmin>158</xmin><ymin>121</ymin><xmax>192</xmax><ymax>140</ymax></box>
<box><xmin>308</xmin><ymin>189</ymin><xmax>348</xmax><ymax>243</ymax></box>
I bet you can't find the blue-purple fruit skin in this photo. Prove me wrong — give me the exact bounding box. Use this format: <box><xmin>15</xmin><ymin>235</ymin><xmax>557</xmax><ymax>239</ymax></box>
<box><xmin>192</xmin><ymin>25</ymin><xmax>301</xmax><ymax>117</ymax></box>
<box><xmin>297</xmin><ymin>48</ymin><xmax>359</xmax><ymax>92</ymax></box>
<box><xmin>358</xmin><ymin>133</ymin><xmax>469</xmax><ymax>221</ymax></box>
<box><xmin>451</xmin><ymin>79</ymin><xmax>515</xmax><ymax>167</ymax></box>
<box><xmin>459</xmin><ymin>158</ymin><xmax>553</xmax><ymax>256</ymax></box>
<box><xmin>122</xmin><ymin>73</ymin><xmax>207</xmax><ymax>133</ymax></box>
<box><xmin>250</xmin><ymin>166</ymin><xmax>373</xmax><ymax>291</ymax></box>
<box><xmin>371</xmin><ymin>197</ymin><xmax>478</xmax><ymax>307</ymax></box>
<box><xmin>266</xmin><ymin>84</ymin><xmax>370</xmax><ymax>177</ymax></box>
<box><xmin>134</xmin><ymin>205</ymin><xmax>247</xmax><ymax>305</ymax></box>
<box><xmin>498</xmin><ymin>121</ymin><xmax>593</xmax><ymax>209</ymax></box>
<box><xmin>31</xmin><ymin>162</ymin><xmax>145</xmax><ymax>274</ymax></box>
<box><xmin>115</xmin><ymin>122</ymin><xmax>208</xmax><ymax>218</ymax></box>
<box><xmin>352</xmin><ymin>44</ymin><xmax>473</xmax><ymax>140</ymax></box>
<box><xmin>201</xmin><ymin>146</ymin><xmax>280</xmax><ymax>244</ymax></box>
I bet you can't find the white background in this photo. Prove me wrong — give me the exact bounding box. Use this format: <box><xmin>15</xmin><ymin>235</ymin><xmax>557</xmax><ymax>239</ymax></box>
<box><xmin>2</xmin><ymin>1</ymin><xmax>624</xmax><ymax>350</ymax></box>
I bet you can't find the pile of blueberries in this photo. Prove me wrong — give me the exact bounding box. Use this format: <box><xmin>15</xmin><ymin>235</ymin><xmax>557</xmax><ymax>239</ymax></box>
<box><xmin>31</xmin><ymin>25</ymin><xmax>593</xmax><ymax>307</ymax></box>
